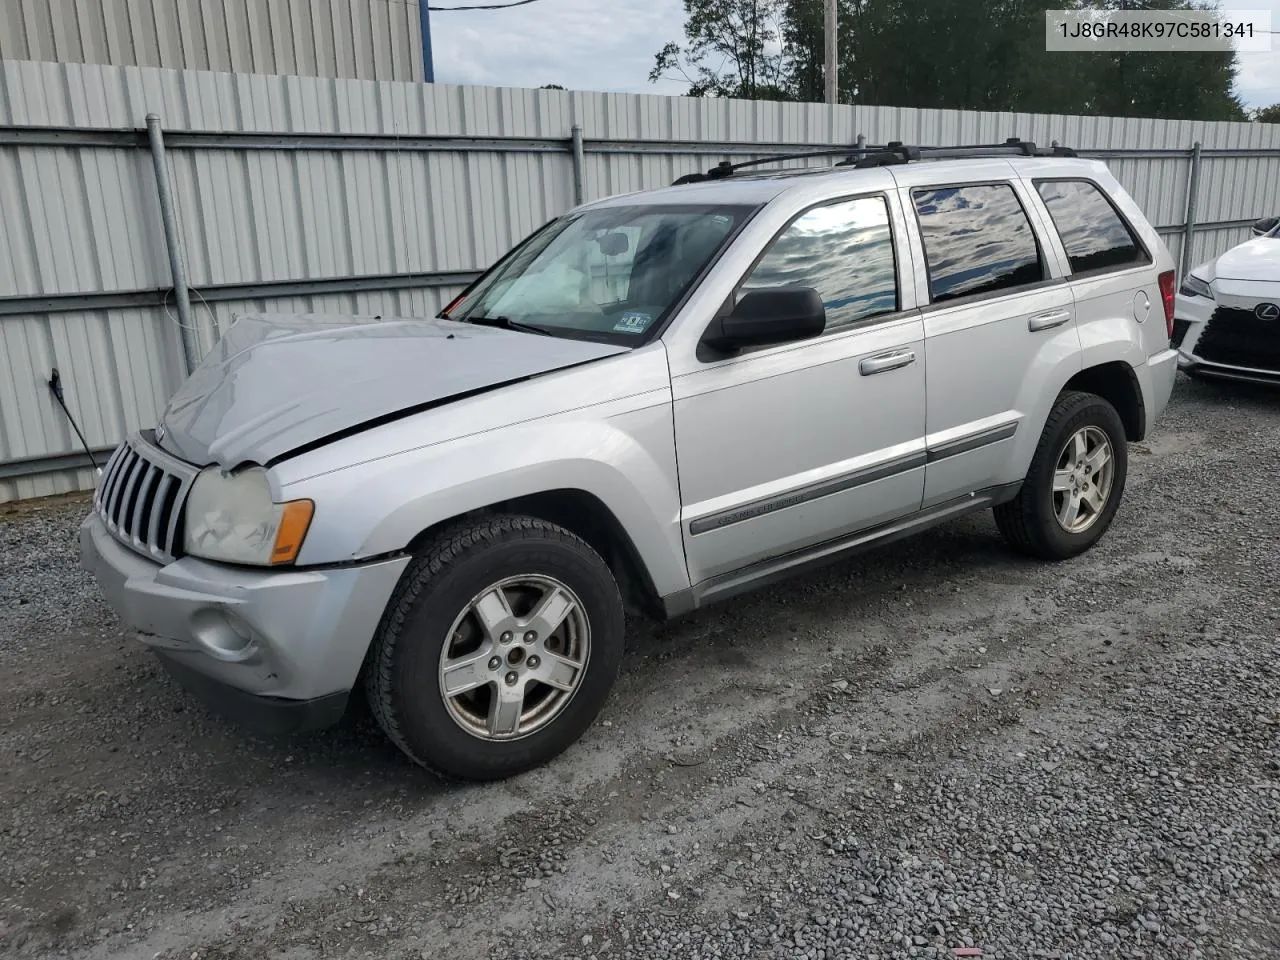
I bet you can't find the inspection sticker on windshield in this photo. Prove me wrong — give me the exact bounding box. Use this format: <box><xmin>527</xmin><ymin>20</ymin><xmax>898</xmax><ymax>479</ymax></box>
<box><xmin>613</xmin><ymin>311</ymin><xmax>653</xmax><ymax>334</ymax></box>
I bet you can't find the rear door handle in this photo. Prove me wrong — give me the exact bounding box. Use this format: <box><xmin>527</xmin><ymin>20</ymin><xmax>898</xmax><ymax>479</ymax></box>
<box><xmin>859</xmin><ymin>349</ymin><xmax>916</xmax><ymax>376</ymax></box>
<box><xmin>1028</xmin><ymin>310</ymin><xmax>1072</xmax><ymax>332</ymax></box>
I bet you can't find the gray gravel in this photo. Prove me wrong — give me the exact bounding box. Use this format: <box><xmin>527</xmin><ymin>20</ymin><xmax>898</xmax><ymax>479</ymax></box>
<box><xmin>1</xmin><ymin>373</ymin><xmax>1278</xmax><ymax>960</ymax></box>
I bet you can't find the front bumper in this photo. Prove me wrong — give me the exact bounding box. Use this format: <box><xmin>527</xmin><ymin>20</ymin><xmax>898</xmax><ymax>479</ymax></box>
<box><xmin>1174</xmin><ymin>282</ymin><xmax>1280</xmax><ymax>386</ymax></box>
<box><xmin>80</xmin><ymin>513</ymin><xmax>410</xmax><ymax>733</ymax></box>
<box><xmin>1177</xmin><ymin>357</ymin><xmax>1280</xmax><ymax>386</ymax></box>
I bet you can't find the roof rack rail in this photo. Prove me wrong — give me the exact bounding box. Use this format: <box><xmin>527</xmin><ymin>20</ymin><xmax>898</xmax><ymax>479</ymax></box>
<box><xmin>671</xmin><ymin>137</ymin><xmax>1077</xmax><ymax>184</ymax></box>
<box><xmin>671</xmin><ymin>146</ymin><xmax>880</xmax><ymax>185</ymax></box>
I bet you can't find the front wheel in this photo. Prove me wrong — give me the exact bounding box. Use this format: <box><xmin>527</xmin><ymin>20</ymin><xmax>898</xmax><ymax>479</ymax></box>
<box><xmin>994</xmin><ymin>390</ymin><xmax>1129</xmax><ymax>561</ymax></box>
<box><xmin>364</xmin><ymin>515</ymin><xmax>625</xmax><ymax>780</ymax></box>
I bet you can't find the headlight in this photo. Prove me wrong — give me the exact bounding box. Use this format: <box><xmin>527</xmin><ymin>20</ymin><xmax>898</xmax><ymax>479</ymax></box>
<box><xmin>184</xmin><ymin>466</ymin><xmax>313</xmax><ymax>566</ymax></box>
<box><xmin>1178</xmin><ymin>274</ymin><xmax>1214</xmax><ymax>300</ymax></box>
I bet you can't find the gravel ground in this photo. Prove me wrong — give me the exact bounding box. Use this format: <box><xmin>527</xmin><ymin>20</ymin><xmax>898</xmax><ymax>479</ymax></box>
<box><xmin>1</xmin><ymin>373</ymin><xmax>1278</xmax><ymax>960</ymax></box>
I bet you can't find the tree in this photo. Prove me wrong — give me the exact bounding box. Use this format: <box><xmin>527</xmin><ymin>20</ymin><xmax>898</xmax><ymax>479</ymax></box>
<box><xmin>649</xmin><ymin>0</ymin><xmax>789</xmax><ymax>98</ymax></box>
<box><xmin>1254</xmin><ymin>104</ymin><xmax>1280</xmax><ymax>124</ymax></box>
<box><xmin>1075</xmin><ymin>0</ymin><xmax>1245</xmax><ymax>121</ymax></box>
<box><xmin>540</xmin><ymin>83</ymin><xmax>566</xmax><ymax>90</ymax></box>
<box><xmin>651</xmin><ymin>0</ymin><xmax>1247</xmax><ymax>123</ymax></box>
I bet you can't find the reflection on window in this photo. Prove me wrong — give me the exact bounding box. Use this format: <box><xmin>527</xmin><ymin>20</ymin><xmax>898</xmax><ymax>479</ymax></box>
<box><xmin>1036</xmin><ymin>180</ymin><xmax>1147</xmax><ymax>274</ymax></box>
<box><xmin>742</xmin><ymin>196</ymin><xmax>898</xmax><ymax>332</ymax></box>
<box><xmin>913</xmin><ymin>184</ymin><xmax>1044</xmax><ymax>303</ymax></box>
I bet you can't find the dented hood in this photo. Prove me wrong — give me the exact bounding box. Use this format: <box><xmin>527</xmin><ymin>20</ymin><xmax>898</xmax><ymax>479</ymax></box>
<box><xmin>155</xmin><ymin>314</ymin><xmax>628</xmax><ymax>468</ymax></box>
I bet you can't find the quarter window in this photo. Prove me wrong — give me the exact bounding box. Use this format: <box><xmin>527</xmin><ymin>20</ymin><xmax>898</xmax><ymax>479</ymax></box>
<box><xmin>742</xmin><ymin>195</ymin><xmax>898</xmax><ymax>333</ymax></box>
<box><xmin>1035</xmin><ymin>179</ymin><xmax>1148</xmax><ymax>274</ymax></box>
<box><xmin>912</xmin><ymin>184</ymin><xmax>1045</xmax><ymax>303</ymax></box>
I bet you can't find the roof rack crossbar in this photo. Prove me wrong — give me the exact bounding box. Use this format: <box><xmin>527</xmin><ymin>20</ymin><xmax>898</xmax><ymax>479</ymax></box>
<box><xmin>671</xmin><ymin>137</ymin><xmax>1077</xmax><ymax>184</ymax></box>
<box><xmin>671</xmin><ymin>145</ymin><xmax>891</xmax><ymax>185</ymax></box>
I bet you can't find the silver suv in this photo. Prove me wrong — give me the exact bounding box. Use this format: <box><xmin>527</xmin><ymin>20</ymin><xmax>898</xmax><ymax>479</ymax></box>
<box><xmin>81</xmin><ymin>141</ymin><xmax>1179</xmax><ymax>780</ymax></box>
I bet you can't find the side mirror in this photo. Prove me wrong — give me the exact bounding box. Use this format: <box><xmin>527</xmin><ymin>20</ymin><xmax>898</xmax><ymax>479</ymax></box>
<box><xmin>1251</xmin><ymin>216</ymin><xmax>1278</xmax><ymax>237</ymax></box>
<box><xmin>702</xmin><ymin>286</ymin><xmax>826</xmax><ymax>353</ymax></box>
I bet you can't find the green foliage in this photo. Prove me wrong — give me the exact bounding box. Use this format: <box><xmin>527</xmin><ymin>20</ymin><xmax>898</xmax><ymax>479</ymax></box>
<box><xmin>649</xmin><ymin>0</ymin><xmax>788</xmax><ymax>98</ymax></box>
<box><xmin>1254</xmin><ymin>104</ymin><xmax>1280</xmax><ymax>124</ymax></box>
<box><xmin>653</xmin><ymin>0</ymin><xmax>1246</xmax><ymax>122</ymax></box>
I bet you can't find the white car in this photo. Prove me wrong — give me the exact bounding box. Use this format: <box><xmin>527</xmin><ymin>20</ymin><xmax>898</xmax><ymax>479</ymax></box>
<box><xmin>1174</xmin><ymin>216</ymin><xmax>1280</xmax><ymax>385</ymax></box>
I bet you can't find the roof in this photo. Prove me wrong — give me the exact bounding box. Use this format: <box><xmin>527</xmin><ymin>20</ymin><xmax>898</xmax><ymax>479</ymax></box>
<box><xmin>583</xmin><ymin>152</ymin><xmax>1107</xmax><ymax>210</ymax></box>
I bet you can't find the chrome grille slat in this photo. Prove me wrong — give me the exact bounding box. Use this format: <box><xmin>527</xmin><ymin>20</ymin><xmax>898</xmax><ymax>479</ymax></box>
<box><xmin>117</xmin><ymin>456</ymin><xmax>146</xmax><ymax>535</ymax></box>
<box><xmin>147</xmin><ymin>474</ymin><xmax>175</xmax><ymax>552</ymax></box>
<box><xmin>162</xmin><ymin>478</ymin><xmax>190</xmax><ymax>557</ymax></box>
<box><xmin>99</xmin><ymin>446</ymin><xmax>129</xmax><ymax>514</ymax></box>
<box><xmin>107</xmin><ymin>451</ymin><xmax>139</xmax><ymax>524</ymax></box>
<box><xmin>92</xmin><ymin>434</ymin><xmax>199</xmax><ymax>565</ymax></box>
<box><xmin>94</xmin><ymin>446</ymin><xmax>125</xmax><ymax>509</ymax></box>
<box><xmin>131</xmin><ymin>466</ymin><xmax>161</xmax><ymax>542</ymax></box>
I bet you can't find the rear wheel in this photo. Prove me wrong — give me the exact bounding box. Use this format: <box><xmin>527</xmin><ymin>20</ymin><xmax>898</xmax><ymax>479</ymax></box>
<box><xmin>365</xmin><ymin>515</ymin><xmax>625</xmax><ymax>780</ymax></box>
<box><xmin>994</xmin><ymin>391</ymin><xmax>1128</xmax><ymax>560</ymax></box>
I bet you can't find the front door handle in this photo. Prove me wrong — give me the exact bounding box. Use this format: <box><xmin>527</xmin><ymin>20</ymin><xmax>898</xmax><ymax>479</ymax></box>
<box><xmin>1028</xmin><ymin>310</ymin><xmax>1072</xmax><ymax>332</ymax></box>
<box><xmin>859</xmin><ymin>349</ymin><xmax>917</xmax><ymax>376</ymax></box>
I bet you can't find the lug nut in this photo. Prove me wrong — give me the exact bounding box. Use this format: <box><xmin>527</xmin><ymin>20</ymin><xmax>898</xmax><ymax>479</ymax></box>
<box><xmin>505</xmin><ymin>671</ymin><xmax>519</xmax><ymax>686</ymax></box>
<box><xmin>527</xmin><ymin>655</ymin><xmax>541</xmax><ymax>669</ymax></box>
<box><xmin>524</xmin><ymin>630</ymin><xmax>537</xmax><ymax>642</ymax></box>
<box><xmin>488</xmin><ymin>656</ymin><xmax>502</xmax><ymax>670</ymax></box>
<box><xmin>500</xmin><ymin>631</ymin><xmax>513</xmax><ymax>644</ymax></box>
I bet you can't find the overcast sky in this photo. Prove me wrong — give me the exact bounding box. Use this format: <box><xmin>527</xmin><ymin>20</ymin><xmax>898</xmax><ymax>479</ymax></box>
<box><xmin>427</xmin><ymin>0</ymin><xmax>1280</xmax><ymax>111</ymax></box>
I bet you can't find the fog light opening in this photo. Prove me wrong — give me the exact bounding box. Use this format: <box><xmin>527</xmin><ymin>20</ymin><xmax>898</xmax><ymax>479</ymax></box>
<box><xmin>190</xmin><ymin>608</ymin><xmax>258</xmax><ymax>662</ymax></box>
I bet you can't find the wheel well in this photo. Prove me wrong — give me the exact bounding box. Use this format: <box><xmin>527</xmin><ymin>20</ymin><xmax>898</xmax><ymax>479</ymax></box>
<box><xmin>1063</xmin><ymin>362</ymin><xmax>1145</xmax><ymax>441</ymax></box>
<box><xmin>405</xmin><ymin>490</ymin><xmax>664</xmax><ymax>620</ymax></box>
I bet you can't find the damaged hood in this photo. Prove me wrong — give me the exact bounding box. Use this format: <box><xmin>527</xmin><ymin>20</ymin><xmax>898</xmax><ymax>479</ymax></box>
<box><xmin>155</xmin><ymin>314</ymin><xmax>628</xmax><ymax>468</ymax></box>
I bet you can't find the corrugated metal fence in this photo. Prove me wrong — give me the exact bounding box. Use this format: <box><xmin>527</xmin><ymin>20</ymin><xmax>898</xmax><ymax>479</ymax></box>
<box><xmin>2</xmin><ymin>59</ymin><xmax>1279</xmax><ymax>502</ymax></box>
<box><xmin>0</xmin><ymin>0</ymin><xmax>424</xmax><ymax>82</ymax></box>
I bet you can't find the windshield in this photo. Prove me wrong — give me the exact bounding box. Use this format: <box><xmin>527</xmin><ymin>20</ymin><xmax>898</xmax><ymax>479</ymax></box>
<box><xmin>446</xmin><ymin>204</ymin><xmax>755</xmax><ymax>344</ymax></box>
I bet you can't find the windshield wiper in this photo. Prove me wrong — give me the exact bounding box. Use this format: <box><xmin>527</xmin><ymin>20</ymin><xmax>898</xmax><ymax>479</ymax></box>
<box><xmin>462</xmin><ymin>315</ymin><xmax>556</xmax><ymax>336</ymax></box>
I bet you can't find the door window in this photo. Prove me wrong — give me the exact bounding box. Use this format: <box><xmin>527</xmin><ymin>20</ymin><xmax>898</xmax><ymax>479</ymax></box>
<box><xmin>912</xmin><ymin>184</ymin><xmax>1045</xmax><ymax>303</ymax></box>
<box><xmin>742</xmin><ymin>195</ymin><xmax>899</xmax><ymax>333</ymax></box>
<box><xmin>1035</xmin><ymin>179</ymin><xmax>1149</xmax><ymax>274</ymax></box>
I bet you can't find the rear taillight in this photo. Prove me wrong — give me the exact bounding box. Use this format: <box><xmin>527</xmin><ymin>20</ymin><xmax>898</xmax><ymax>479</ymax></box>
<box><xmin>1158</xmin><ymin>270</ymin><xmax>1176</xmax><ymax>338</ymax></box>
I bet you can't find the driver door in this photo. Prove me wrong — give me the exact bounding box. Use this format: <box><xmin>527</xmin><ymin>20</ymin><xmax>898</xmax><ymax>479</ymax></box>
<box><xmin>670</xmin><ymin>192</ymin><xmax>928</xmax><ymax>585</ymax></box>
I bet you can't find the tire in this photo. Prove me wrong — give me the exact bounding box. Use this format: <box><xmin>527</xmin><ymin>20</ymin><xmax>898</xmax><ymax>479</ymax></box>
<box><xmin>364</xmin><ymin>515</ymin><xmax>625</xmax><ymax>780</ymax></box>
<box><xmin>993</xmin><ymin>390</ymin><xmax>1129</xmax><ymax>561</ymax></box>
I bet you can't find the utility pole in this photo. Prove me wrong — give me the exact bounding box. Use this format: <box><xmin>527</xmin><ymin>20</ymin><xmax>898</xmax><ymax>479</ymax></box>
<box><xmin>824</xmin><ymin>0</ymin><xmax>838</xmax><ymax>104</ymax></box>
<box><xmin>419</xmin><ymin>0</ymin><xmax>436</xmax><ymax>82</ymax></box>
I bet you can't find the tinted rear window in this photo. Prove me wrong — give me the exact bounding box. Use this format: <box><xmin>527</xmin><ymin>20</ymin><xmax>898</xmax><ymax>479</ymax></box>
<box><xmin>912</xmin><ymin>184</ymin><xmax>1044</xmax><ymax>303</ymax></box>
<box><xmin>1035</xmin><ymin>179</ymin><xmax>1148</xmax><ymax>275</ymax></box>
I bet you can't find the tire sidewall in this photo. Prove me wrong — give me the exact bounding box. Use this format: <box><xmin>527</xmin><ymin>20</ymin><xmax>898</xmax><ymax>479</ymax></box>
<box><xmin>1027</xmin><ymin>398</ymin><xmax>1129</xmax><ymax>557</ymax></box>
<box><xmin>388</xmin><ymin>532</ymin><xmax>624</xmax><ymax>780</ymax></box>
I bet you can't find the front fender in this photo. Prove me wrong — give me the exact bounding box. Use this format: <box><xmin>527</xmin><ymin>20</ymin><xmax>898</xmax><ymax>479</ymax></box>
<box><xmin>283</xmin><ymin>403</ymin><xmax>691</xmax><ymax>598</ymax></box>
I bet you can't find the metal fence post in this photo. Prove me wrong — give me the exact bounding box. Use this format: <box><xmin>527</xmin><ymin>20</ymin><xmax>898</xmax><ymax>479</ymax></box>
<box><xmin>1181</xmin><ymin>140</ymin><xmax>1203</xmax><ymax>279</ymax></box>
<box><xmin>571</xmin><ymin>124</ymin><xmax>585</xmax><ymax>206</ymax></box>
<box><xmin>856</xmin><ymin>133</ymin><xmax>866</xmax><ymax>151</ymax></box>
<box><xmin>145</xmin><ymin>114</ymin><xmax>200</xmax><ymax>375</ymax></box>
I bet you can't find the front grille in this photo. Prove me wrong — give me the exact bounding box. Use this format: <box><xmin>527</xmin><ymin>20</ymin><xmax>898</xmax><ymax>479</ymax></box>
<box><xmin>94</xmin><ymin>436</ymin><xmax>198</xmax><ymax>563</ymax></box>
<box><xmin>1194</xmin><ymin>306</ymin><xmax>1280</xmax><ymax>372</ymax></box>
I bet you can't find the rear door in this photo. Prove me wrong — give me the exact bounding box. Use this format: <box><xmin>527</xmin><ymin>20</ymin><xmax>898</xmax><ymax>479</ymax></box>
<box><xmin>1027</xmin><ymin>175</ymin><xmax>1161</xmax><ymax>363</ymax></box>
<box><xmin>892</xmin><ymin>162</ymin><xmax>1078</xmax><ymax>507</ymax></box>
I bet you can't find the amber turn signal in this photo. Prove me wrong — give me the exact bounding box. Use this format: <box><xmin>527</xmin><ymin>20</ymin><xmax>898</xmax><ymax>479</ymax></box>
<box><xmin>270</xmin><ymin>500</ymin><xmax>315</xmax><ymax>565</ymax></box>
